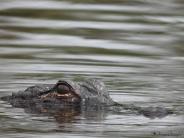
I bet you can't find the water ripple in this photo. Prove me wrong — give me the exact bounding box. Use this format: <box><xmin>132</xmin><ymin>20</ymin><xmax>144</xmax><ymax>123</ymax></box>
<box><xmin>0</xmin><ymin>0</ymin><xmax>184</xmax><ymax>137</ymax></box>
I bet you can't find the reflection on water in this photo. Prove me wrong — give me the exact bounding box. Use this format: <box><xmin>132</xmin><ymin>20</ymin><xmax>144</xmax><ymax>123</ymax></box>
<box><xmin>0</xmin><ymin>0</ymin><xmax>184</xmax><ymax>137</ymax></box>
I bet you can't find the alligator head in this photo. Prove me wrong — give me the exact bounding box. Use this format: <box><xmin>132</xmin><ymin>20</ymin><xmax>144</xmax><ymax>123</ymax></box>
<box><xmin>1</xmin><ymin>79</ymin><xmax>114</xmax><ymax>109</ymax></box>
<box><xmin>1</xmin><ymin>79</ymin><xmax>173</xmax><ymax>119</ymax></box>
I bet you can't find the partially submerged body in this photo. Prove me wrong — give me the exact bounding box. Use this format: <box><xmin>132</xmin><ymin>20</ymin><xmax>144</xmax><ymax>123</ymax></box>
<box><xmin>1</xmin><ymin>79</ymin><xmax>173</xmax><ymax>119</ymax></box>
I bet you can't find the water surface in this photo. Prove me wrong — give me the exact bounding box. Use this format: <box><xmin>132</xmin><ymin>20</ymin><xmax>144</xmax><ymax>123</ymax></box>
<box><xmin>0</xmin><ymin>0</ymin><xmax>184</xmax><ymax>137</ymax></box>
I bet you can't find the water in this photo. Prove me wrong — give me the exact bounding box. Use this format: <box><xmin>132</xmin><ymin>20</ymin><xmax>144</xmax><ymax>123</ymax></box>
<box><xmin>0</xmin><ymin>0</ymin><xmax>184</xmax><ymax>137</ymax></box>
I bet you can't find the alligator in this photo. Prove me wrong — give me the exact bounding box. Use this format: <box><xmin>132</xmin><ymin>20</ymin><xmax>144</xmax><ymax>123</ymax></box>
<box><xmin>1</xmin><ymin>79</ymin><xmax>173</xmax><ymax>119</ymax></box>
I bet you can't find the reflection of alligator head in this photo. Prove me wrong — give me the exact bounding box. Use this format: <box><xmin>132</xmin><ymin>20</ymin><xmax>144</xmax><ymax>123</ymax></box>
<box><xmin>1</xmin><ymin>79</ymin><xmax>173</xmax><ymax>119</ymax></box>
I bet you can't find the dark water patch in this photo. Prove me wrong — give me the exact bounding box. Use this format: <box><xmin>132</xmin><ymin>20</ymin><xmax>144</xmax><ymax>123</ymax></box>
<box><xmin>0</xmin><ymin>53</ymin><xmax>35</xmax><ymax>59</ymax></box>
<box><xmin>48</xmin><ymin>46</ymin><xmax>157</xmax><ymax>57</ymax></box>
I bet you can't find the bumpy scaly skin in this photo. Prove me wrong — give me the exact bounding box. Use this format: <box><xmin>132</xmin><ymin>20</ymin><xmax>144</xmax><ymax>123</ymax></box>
<box><xmin>1</xmin><ymin>79</ymin><xmax>114</xmax><ymax>108</ymax></box>
<box><xmin>1</xmin><ymin>79</ymin><xmax>173</xmax><ymax>118</ymax></box>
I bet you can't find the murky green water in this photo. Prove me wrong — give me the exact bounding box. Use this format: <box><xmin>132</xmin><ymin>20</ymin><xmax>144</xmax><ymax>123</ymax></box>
<box><xmin>0</xmin><ymin>0</ymin><xmax>184</xmax><ymax>137</ymax></box>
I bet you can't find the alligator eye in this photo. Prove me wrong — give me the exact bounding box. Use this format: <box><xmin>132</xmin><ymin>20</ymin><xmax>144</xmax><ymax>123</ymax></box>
<box><xmin>42</xmin><ymin>80</ymin><xmax>81</xmax><ymax>103</ymax></box>
<box><xmin>57</xmin><ymin>84</ymin><xmax>70</xmax><ymax>94</ymax></box>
